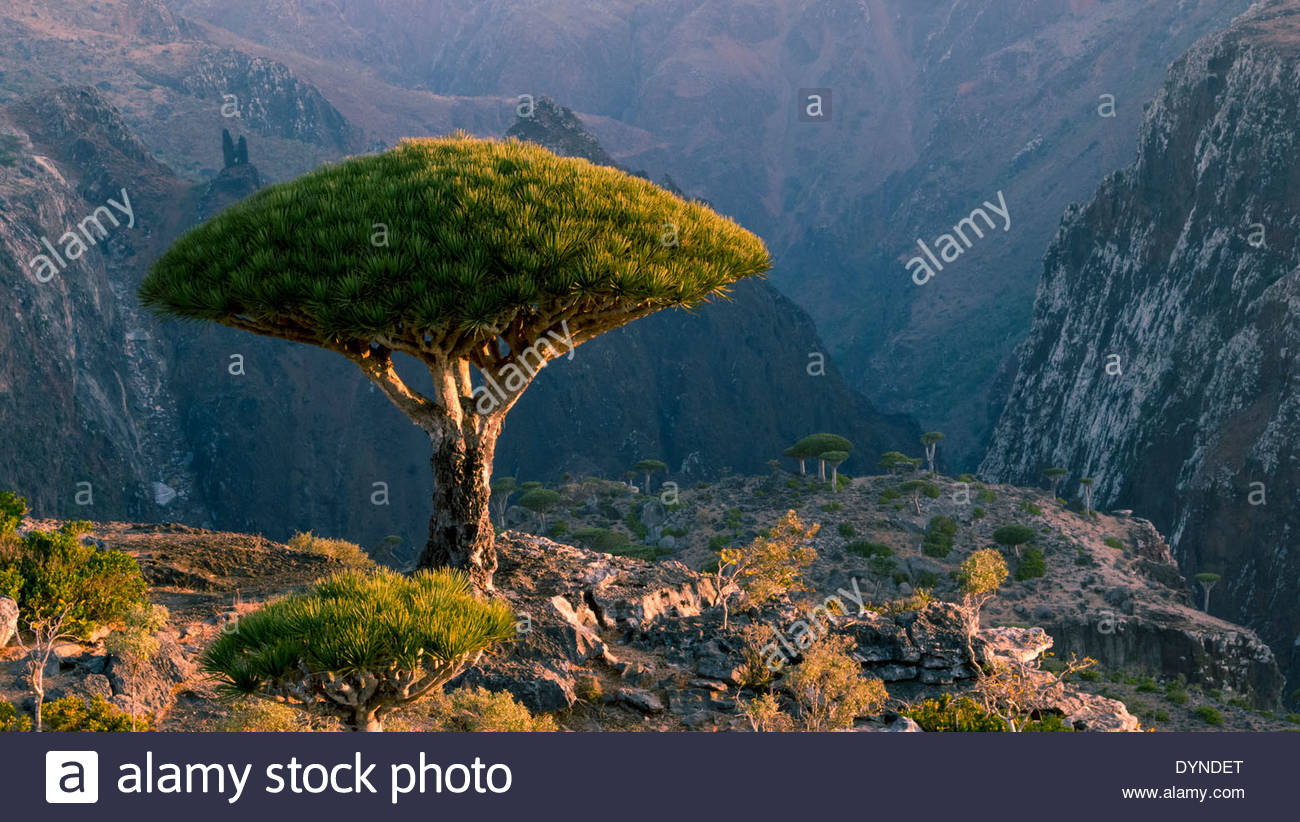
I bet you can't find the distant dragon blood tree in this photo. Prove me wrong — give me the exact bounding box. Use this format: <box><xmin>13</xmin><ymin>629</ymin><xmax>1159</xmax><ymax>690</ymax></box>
<box><xmin>140</xmin><ymin>136</ymin><xmax>770</xmax><ymax>589</ymax></box>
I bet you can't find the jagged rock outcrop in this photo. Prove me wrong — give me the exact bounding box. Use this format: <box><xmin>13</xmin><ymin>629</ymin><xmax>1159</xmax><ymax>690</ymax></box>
<box><xmin>197</xmin><ymin>158</ymin><xmax>262</xmax><ymax>218</ymax></box>
<box><xmin>116</xmin><ymin>0</ymin><xmax>198</xmax><ymax>44</ymax></box>
<box><xmin>981</xmin><ymin>0</ymin><xmax>1300</xmax><ymax>689</ymax></box>
<box><xmin>505</xmin><ymin>98</ymin><xmax>620</xmax><ymax>169</ymax></box>
<box><xmin>139</xmin><ymin>49</ymin><xmax>356</xmax><ymax>151</ymax></box>
<box><xmin>468</xmin><ymin>532</ymin><xmax>1138</xmax><ymax>731</ymax></box>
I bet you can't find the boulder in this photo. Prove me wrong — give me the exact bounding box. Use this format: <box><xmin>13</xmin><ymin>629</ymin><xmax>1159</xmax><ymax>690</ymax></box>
<box><xmin>695</xmin><ymin>650</ymin><xmax>743</xmax><ymax>684</ymax></box>
<box><xmin>979</xmin><ymin>626</ymin><xmax>1053</xmax><ymax>665</ymax></box>
<box><xmin>1055</xmin><ymin>692</ymin><xmax>1140</xmax><ymax>732</ymax></box>
<box><xmin>461</xmin><ymin>661</ymin><xmax>576</xmax><ymax>713</ymax></box>
<box><xmin>0</xmin><ymin>596</ymin><xmax>16</xmax><ymax>648</ymax></box>
<box><xmin>104</xmin><ymin>635</ymin><xmax>194</xmax><ymax>718</ymax></box>
<box><xmin>617</xmin><ymin>687</ymin><xmax>664</xmax><ymax>714</ymax></box>
<box><xmin>876</xmin><ymin>714</ymin><xmax>923</xmax><ymax>733</ymax></box>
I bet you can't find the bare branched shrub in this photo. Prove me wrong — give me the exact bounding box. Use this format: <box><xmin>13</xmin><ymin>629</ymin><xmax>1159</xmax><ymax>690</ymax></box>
<box><xmin>781</xmin><ymin>633</ymin><xmax>888</xmax><ymax>731</ymax></box>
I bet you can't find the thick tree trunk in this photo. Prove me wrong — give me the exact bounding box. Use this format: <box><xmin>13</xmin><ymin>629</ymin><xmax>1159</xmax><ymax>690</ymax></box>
<box><xmin>416</xmin><ymin>420</ymin><xmax>499</xmax><ymax>591</ymax></box>
<box><xmin>351</xmin><ymin>707</ymin><xmax>383</xmax><ymax>732</ymax></box>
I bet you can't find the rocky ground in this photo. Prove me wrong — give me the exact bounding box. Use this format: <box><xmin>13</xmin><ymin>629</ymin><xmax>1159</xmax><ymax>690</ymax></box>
<box><xmin>2</xmin><ymin>470</ymin><xmax>1294</xmax><ymax>732</ymax></box>
<box><xmin>499</xmin><ymin>468</ymin><xmax>1294</xmax><ymax>729</ymax></box>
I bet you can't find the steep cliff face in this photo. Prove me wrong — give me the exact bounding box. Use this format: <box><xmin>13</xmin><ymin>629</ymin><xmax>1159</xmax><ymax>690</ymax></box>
<box><xmin>0</xmin><ymin>87</ymin><xmax>204</xmax><ymax>521</ymax></box>
<box><xmin>982</xmin><ymin>0</ymin><xmax>1300</xmax><ymax>689</ymax></box>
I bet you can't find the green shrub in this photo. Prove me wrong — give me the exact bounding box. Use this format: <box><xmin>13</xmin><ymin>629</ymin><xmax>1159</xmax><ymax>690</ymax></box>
<box><xmin>426</xmin><ymin>686</ymin><xmax>557</xmax><ymax>732</ymax></box>
<box><xmin>723</xmin><ymin>507</ymin><xmax>743</xmax><ymax>532</ymax></box>
<box><xmin>1015</xmin><ymin>548</ymin><xmax>1046</xmax><ymax>581</ymax></box>
<box><xmin>0</xmin><ymin>516</ymin><xmax>146</xmax><ymax>638</ymax></box>
<box><xmin>0</xmin><ymin>134</ymin><xmax>21</xmax><ymax>168</ymax></box>
<box><xmin>287</xmin><ymin>531</ymin><xmax>374</xmax><ymax>568</ymax></box>
<box><xmin>43</xmin><ymin>695</ymin><xmax>151</xmax><ymax>732</ymax></box>
<box><xmin>729</xmin><ymin>511</ymin><xmax>818</xmax><ymax>607</ymax></box>
<box><xmin>1193</xmin><ymin>706</ymin><xmax>1223</xmax><ymax>726</ymax></box>
<box><xmin>1103</xmin><ymin>537</ymin><xmax>1125</xmax><ymax>551</ymax></box>
<box><xmin>201</xmin><ymin>569</ymin><xmax>515</xmax><ymax>731</ymax></box>
<box><xmin>1022</xmin><ymin>714</ymin><xmax>1075</xmax><ymax>732</ymax></box>
<box><xmin>1165</xmin><ymin>682</ymin><xmax>1189</xmax><ymax>705</ymax></box>
<box><xmin>903</xmin><ymin>694</ymin><xmax>1007</xmax><ymax>732</ymax></box>
<box><xmin>837</xmin><ymin>522</ymin><xmax>856</xmax><ymax>538</ymax></box>
<box><xmin>573</xmin><ymin>527</ymin><xmax>632</xmax><ymax>554</ymax></box>
<box><xmin>1286</xmin><ymin>713</ymin><xmax>1300</xmax><ymax>725</ymax></box>
<box><xmin>880</xmin><ymin>589</ymin><xmax>934</xmax><ymax>615</ymax></box>
<box><xmin>914</xmin><ymin>570</ymin><xmax>941</xmax><ymax>589</ymax></box>
<box><xmin>972</xmin><ymin>506</ymin><xmax>985</xmax><ymax>519</ymax></box>
<box><xmin>548</xmin><ymin>520</ymin><xmax>568</xmax><ymax>538</ymax></box>
<box><xmin>1017</xmin><ymin>500</ymin><xmax>1043</xmax><ymax>515</ymax></box>
<box><xmin>0</xmin><ymin>489</ymin><xmax>24</xmax><ymax>537</ymax></box>
<box><xmin>706</xmin><ymin>534</ymin><xmax>728</xmax><ymax>552</ymax></box>
<box><xmin>820</xmin><ymin>502</ymin><xmax>843</xmax><ymax>512</ymax></box>
<box><xmin>215</xmin><ymin>700</ymin><xmax>338</xmax><ymax>732</ymax></box>
<box><xmin>847</xmin><ymin>540</ymin><xmax>892</xmax><ymax>559</ymax></box>
<box><xmin>0</xmin><ymin>701</ymin><xmax>32</xmax><ymax>732</ymax></box>
<box><xmin>921</xmin><ymin>515</ymin><xmax>957</xmax><ymax>558</ymax></box>
<box><xmin>976</xmin><ymin>489</ymin><xmax>997</xmax><ymax>503</ymax></box>
<box><xmin>877</xmin><ymin>488</ymin><xmax>900</xmax><ymax>503</ymax></box>
<box><xmin>1136</xmin><ymin>676</ymin><xmax>1159</xmax><ymax>693</ymax></box>
<box><xmin>610</xmin><ymin>544</ymin><xmax>673</xmax><ymax>561</ymax></box>
<box><xmin>781</xmin><ymin>634</ymin><xmax>888</xmax><ymax>731</ymax></box>
<box><xmin>624</xmin><ymin>507</ymin><xmax>649</xmax><ymax>540</ymax></box>
<box><xmin>1078</xmin><ymin>669</ymin><xmax>1101</xmax><ymax>682</ymax></box>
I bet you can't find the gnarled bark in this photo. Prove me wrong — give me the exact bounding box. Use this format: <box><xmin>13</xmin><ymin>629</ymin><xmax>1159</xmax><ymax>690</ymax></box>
<box><xmin>417</xmin><ymin>417</ymin><xmax>500</xmax><ymax>591</ymax></box>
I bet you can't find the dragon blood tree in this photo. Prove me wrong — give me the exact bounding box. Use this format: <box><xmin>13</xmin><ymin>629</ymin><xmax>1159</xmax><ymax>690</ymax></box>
<box><xmin>200</xmin><ymin>568</ymin><xmax>515</xmax><ymax>731</ymax></box>
<box><xmin>141</xmin><ymin>136</ymin><xmax>770</xmax><ymax>589</ymax></box>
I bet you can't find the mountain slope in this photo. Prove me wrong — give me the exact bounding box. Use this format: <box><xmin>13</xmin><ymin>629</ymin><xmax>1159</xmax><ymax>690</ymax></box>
<box><xmin>0</xmin><ymin>87</ymin><xmax>206</xmax><ymax>521</ymax></box>
<box><xmin>981</xmin><ymin>0</ymin><xmax>1300</xmax><ymax>689</ymax></box>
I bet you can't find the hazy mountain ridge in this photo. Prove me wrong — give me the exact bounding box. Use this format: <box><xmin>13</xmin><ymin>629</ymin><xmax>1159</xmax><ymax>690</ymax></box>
<box><xmin>981</xmin><ymin>0</ymin><xmax>1300</xmax><ymax>686</ymax></box>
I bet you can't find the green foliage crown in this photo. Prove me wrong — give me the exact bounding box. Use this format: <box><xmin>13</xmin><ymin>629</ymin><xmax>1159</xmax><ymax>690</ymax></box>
<box><xmin>140</xmin><ymin>136</ymin><xmax>771</xmax><ymax>344</ymax></box>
